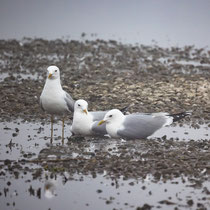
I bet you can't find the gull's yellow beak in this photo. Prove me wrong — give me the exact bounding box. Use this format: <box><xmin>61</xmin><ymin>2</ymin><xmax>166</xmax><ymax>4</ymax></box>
<box><xmin>83</xmin><ymin>109</ymin><xmax>88</xmax><ymax>115</ymax></box>
<box><xmin>48</xmin><ymin>73</ymin><xmax>52</xmax><ymax>78</ymax></box>
<box><xmin>98</xmin><ymin>120</ymin><xmax>105</xmax><ymax>126</ymax></box>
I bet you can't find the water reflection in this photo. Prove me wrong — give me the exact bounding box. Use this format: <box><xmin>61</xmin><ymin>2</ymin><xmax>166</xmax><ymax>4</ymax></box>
<box><xmin>44</xmin><ymin>181</ymin><xmax>57</xmax><ymax>199</ymax></box>
<box><xmin>0</xmin><ymin>120</ymin><xmax>210</xmax><ymax>209</ymax></box>
<box><xmin>28</xmin><ymin>185</ymin><xmax>41</xmax><ymax>199</ymax></box>
<box><xmin>1</xmin><ymin>168</ymin><xmax>210</xmax><ymax>210</ymax></box>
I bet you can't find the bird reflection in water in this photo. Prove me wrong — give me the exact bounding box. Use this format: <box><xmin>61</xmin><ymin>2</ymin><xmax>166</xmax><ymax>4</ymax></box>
<box><xmin>44</xmin><ymin>181</ymin><xmax>57</xmax><ymax>199</ymax></box>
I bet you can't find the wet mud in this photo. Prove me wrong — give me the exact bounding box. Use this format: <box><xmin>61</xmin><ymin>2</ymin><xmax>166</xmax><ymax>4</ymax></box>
<box><xmin>0</xmin><ymin>38</ymin><xmax>210</xmax><ymax>209</ymax></box>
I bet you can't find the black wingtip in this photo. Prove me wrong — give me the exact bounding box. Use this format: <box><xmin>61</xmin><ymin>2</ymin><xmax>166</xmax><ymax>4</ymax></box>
<box><xmin>169</xmin><ymin>111</ymin><xmax>192</xmax><ymax>122</ymax></box>
<box><xmin>120</xmin><ymin>105</ymin><xmax>130</xmax><ymax>114</ymax></box>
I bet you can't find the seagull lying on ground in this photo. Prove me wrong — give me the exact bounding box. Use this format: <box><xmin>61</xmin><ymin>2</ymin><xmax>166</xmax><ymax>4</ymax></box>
<box><xmin>70</xmin><ymin>99</ymin><xmax>107</xmax><ymax>137</ymax></box>
<box><xmin>98</xmin><ymin>109</ymin><xmax>191</xmax><ymax>140</ymax></box>
<box><xmin>40</xmin><ymin>65</ymin><xmax>74</xmax><ymax>142</ymax></box>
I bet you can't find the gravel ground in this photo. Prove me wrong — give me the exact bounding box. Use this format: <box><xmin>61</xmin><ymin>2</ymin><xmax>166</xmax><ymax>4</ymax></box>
<box><xmin>0</xmin><ymin>38</ymin><xmax>209</xmax><ymax>122</ymax></box>
<box><xmin>0</xmin><ymin>38</ymin><xmax>210</xmax><ymax>209</ymax></box>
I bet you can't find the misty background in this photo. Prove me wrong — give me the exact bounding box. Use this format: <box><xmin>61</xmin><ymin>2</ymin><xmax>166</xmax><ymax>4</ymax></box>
<box><xmin>0</xmin><ymin>0</ymin><xmax>210</xmax><ymax>48</ymax></box>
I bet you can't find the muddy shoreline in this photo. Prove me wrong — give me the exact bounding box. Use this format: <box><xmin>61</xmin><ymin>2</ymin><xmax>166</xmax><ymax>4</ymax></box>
<box><xmin>0</xmin><ymin>38</ymin><xmax>209</xmax><ymax>122</ymax></box>
<box><xmin>0</xmin><ymin>38</ymin><xmax>210</xmax><ymax>173</ymax></box>
<box><xmin>0</xmin><ymin>39</ymin><xmax>210</xmax><ymax>209</ymax></box>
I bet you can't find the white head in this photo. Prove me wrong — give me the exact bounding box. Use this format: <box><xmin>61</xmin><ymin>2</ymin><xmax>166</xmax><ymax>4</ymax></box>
<box><xmin>74</xmin><ymin>99</ymin><xmax>88</xmax><ymax>114</ymax></box>
<box><xmin>98</xmin><ymin>109</ymin><xmax>124</xmax><ymax>125</ymax></box>
<box><xmin>47</xmin><ymin>66</ymin><xmax>60</xmax><ymax>80</ymax></box>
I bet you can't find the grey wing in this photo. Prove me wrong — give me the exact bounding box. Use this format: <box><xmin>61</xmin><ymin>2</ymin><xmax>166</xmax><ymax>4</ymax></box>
<box><xmin>90</xmin><ymin>111</ymin><xmax>108</xmax><ymax>121</ymax></box>
<box><xmin>91</xmin><ymin>121</ymin><xmax>107</xmax><ymax>136</ymax></box>
<box><xmin>117</xmin><ymin>114</ymin><xmax>167</xmax><ymax>140</ymax></box>
<box><xmin>64</xmin><ymin>92</ymin><xmax>75</xmax><ymax>112</ymax></box>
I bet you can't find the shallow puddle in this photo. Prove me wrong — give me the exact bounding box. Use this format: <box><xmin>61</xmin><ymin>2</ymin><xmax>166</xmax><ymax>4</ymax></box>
<box><xmin>0</xmin><ymin>120</ymin><xmax>209</xmax><ymax>160</ymax></box>
<box><xmin>1</xmin><ymin>168</ymin><xmax>210</xmax><ymax>210</ymax></box>
<box><xmin>150</xmin><ymin>123</ymin><xmax>209</xmax><ymax>141</ymax></box>
<box><xmin>0</xmin><ymin>120</ymin><xmax>209</xmax><ymax>161</ymax></box>
<box><xmin>0</xmin><ymin>120</ymin><xmax>210</xmax><ymax>209</ymax></box>
<box><xmin>0</xmin><ymin>120</ymin><xmax>71</xmax><ymax>160</ymax></box>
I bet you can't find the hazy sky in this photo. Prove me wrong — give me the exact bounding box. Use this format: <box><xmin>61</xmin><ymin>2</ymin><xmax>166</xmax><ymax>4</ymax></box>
<box><xmin>0</xmin><ymin>0</ymin><xmax>210</xmax><ymax>47</ymax></box>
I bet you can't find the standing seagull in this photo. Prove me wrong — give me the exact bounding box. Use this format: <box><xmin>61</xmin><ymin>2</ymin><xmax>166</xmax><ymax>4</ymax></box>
<box><xmin>98</xmin><ymin>109</ymin><xmax>191</xmax><ymax>140</ymax></box>
<box><xmin>40</xmin><ymin>66</ymin><xmax>75</xmax><ymax>143</ymax></box>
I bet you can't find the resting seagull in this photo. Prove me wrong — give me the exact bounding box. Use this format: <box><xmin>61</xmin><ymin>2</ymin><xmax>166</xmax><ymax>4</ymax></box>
<box><xmin>98</xmin><ymin>109</ymin><xmax>191</xmax><ymax>140</ymax></box>
<box><xmin>70</xmin><ymin>99</ymin><xmax>107</xmax><ymax>137</ymax></box>
<box><xmin>40</xmin><ymin>65</ymin><xmax>74</xmax><ymax>142</ymax></box>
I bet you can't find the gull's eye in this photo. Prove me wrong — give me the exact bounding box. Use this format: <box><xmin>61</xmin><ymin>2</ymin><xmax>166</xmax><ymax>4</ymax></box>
<box><xmin>78</xmin><ymin>104</ymin><xmax>81</xmax><ymax>107</ymax></box>
<box><xmin>55</xmin><ymin>70</ymin><xmax>57</xmax><ymax>72</ymax></box>
<box><xmin>109</xmin><ymin>114</ymin><xmax>113</xmax><ymax>118</ymax></box>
